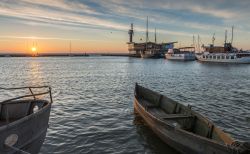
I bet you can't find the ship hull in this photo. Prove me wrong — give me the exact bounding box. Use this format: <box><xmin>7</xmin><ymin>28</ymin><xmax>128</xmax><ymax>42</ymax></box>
<box><xmin>165</xmin><ymin>53</ymin><xmax>196</xmax><ymax>61</ymax></box>
<box><xmin>196</xmin><ymin>54</ymin><xmax>250</xmax><ymax>64</ymax></box>
<box><xmin>140</xmin><ymin>52</ymin><xmax>162</xmax><ymax>59</ymax></box>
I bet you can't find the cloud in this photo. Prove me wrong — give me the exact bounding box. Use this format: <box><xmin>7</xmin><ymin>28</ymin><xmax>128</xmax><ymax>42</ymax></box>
<box><xmin>0</xmin><ymin>0</ymin><xmax>250</xmax><ymax>50</ymax></box>
<box><xmin>0</xmin><ymin>36</ymin><xmax>81</xmax><ymax>41</ymax></box>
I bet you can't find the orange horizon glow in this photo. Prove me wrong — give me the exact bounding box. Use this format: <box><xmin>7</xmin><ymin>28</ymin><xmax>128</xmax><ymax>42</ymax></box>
<box><xmin>0</xmin><ymin>38</ymin><xmax>128</xmax><ymax>54</ymax></box>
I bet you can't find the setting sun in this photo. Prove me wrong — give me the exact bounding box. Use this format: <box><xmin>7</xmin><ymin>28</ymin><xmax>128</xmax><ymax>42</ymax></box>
<box><xmin>31</xmin><ymin>47</ymin><xmax>37</xmax><ymax>52</ymax></box>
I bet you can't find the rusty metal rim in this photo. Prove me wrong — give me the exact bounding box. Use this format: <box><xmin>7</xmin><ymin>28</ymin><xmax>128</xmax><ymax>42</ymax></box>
<box><xmin>0</xmin><ymin>86</ymin><xmax>52</xmax><ymax>104</ymax></box>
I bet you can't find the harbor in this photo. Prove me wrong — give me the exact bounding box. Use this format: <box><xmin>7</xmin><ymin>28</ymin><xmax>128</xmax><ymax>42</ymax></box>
<box><xmin>1</xmin><ymin>0</ymin><xmax>250</xmax><ymax>153</ymax></box>
<box><xmin>127</xmin><ymin>18</ymin><xmax>250</xmax><ymax>64</ymax></box>
<box><xmin>0</xmin><ymin>57</ymin><xmax>250</xmax><ymax>153</ymax></box>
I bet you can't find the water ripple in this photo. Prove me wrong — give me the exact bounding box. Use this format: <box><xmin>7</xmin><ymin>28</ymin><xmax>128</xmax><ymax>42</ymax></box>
<box><xmin>0</xmin><ymin>57</ymin><xmax>249</xmax><ymax>153</ymax></box>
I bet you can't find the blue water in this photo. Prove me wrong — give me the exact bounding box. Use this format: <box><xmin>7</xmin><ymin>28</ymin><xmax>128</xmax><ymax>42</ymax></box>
<box><xmin>0</xmin><ymin>56</ymin><xmax>249</xmax><ymax>154</ymax></box>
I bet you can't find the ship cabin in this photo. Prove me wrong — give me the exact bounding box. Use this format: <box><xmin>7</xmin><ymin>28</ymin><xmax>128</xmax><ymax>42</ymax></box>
<box><xmin>202</xmin><ymin>54</ymin><xmax>236</xmax><ymax>60</ymax></box>
<box><xmin>176</xmin><ymin>47</ymin><xmax>195</xmax><ymax>54</ymax></box>
<box><xmin>128</xmin><ymin>42</ymin><xmax>177</xmax><ymax>57</ymax></box>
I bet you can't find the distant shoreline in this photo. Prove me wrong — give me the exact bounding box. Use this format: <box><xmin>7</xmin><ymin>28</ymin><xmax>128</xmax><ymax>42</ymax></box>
<box><xmin>0</xmin><ymin>53</ymin><xmax>130</xmax><ymax>57</ymax></box>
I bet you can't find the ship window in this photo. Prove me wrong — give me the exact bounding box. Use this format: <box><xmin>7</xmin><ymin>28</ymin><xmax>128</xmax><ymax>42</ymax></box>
<box><xmin>209</xmin><ymin>55</ymin><xmax>212</xmax><ymax>59</ymax></box>
<box><xmin>206</xmin><ymin>55</ymin><xmax>208</xmax><ymax>59</ymax></box>
<box><xmin>203</xmin><ymin>55</ymin><xmax>205</xmax><ymax>59</ymax></box>
<box><xmin>226</xmin><ymin>56</ymin><xmax>229</xmax><ymax>59</ymax></box>
<box><xmin>231</xmin><ymin>56</ymin><xmax>234</xmax><ymax>59</ymax></box>
<box><xmin>213</xmin><ymin>56</ymin><xmax>216</xmax><ymax>59</ymax></box>
<box><xmin>222</xmin><ymin>56</ymin><xmax>225</xmax><ymax>59</ymax></box>
<box><xmin>217</xmin><ymin>56</ymin><xmax>220</xmax><ymax>59</ymax></box>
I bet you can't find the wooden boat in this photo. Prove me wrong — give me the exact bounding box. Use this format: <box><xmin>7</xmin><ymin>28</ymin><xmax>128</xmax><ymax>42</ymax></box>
<box><xmin>134</xmin><ymin>83</ymin><xmax>250</xmax><ymax>154</ymax></box>
<box><xmin>0</xmin><ymin>86</ymin><xmax>52</xmax><ymax>154</ymax></box>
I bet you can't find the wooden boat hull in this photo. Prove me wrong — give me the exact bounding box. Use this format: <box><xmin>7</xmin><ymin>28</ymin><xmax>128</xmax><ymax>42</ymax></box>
<box><xmin>134</xmin><ymin>84</ymin><xmax>249</xmax><ymax>154</ymax></box>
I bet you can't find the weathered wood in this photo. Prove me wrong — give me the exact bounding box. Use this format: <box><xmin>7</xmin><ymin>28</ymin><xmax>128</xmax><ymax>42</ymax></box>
<box><xmin>134</xmin><ymin>84</ymin><xmax>249</xmax><ymax>154</ymax></box>
<box><xmin>0</xmin><ymin>86</ymin><xmax>52</xmax><ymax>154</ymax></box>
<box><xmin>162</xmin><ymin>114</ymin><xmax>194</xmax><ymax>120</ymax></box>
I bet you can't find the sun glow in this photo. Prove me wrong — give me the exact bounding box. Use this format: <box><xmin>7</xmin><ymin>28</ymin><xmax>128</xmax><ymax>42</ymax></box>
<box><xmin>31</xmin><ymin>47</ymin><xmax>37</xmax><ymax>52</ymax></box>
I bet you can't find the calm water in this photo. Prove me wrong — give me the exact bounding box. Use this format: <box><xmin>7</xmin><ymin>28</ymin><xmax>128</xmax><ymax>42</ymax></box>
<box><xmin>0</xmin><ymin>56</ymin><xmax>250</xmax><ymax>154</ymax></box>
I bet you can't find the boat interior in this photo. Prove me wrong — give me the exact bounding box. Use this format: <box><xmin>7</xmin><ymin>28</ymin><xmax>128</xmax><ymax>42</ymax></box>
<box><xmin>135</xmin><ymin>84</ymin><xmax>233</xmax><ymax>145</ymax></box>
<box><xmin>0</xmin><ymin>99</ymin><xmax>49</xmax><ymax>127</ymax></box>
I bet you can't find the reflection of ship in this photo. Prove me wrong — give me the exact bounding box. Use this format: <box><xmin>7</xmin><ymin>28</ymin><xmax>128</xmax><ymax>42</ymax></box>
<box><xmin>127</xmin><ymin>17</ymin><xmax>177</xmax><ymax>58</ymax></box>
<box><xmin>165</xmin><ymin>46</ymin><xmax>196</xmax><ymax>61</ymax></box>
<box><xmin>196</xmin><ymin>27</ymin><xmax>250</xmax><ymax>63</ymax></box>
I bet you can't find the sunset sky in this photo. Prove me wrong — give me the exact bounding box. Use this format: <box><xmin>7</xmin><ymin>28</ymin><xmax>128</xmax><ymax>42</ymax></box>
<box><xmin>0</xmin><ymin>0</ymin><xmax>250</xmax><ymax>53</ymax></box>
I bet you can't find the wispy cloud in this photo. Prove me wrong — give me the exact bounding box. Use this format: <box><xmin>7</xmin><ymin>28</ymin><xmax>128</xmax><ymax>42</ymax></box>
<box><xmin>0</xmin><ymin>0</ymin><xmax>250</xmax><ymax>51</ymax></box>
<box><xmin>0</xmin><ymin>36</ymin><xmax>81</xmax><ymax>41</ymax></box>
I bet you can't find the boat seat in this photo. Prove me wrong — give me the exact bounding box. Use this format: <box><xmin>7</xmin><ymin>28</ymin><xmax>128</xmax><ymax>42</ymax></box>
<box><xmin>161</xmin><ymin>114</ymin><xmax>194</xmax><ymax>120</ymax></box>
<box><xmin>148</xmin><ymin>108</ymin><xmax>193</xmax><ymax>119</ymax></box>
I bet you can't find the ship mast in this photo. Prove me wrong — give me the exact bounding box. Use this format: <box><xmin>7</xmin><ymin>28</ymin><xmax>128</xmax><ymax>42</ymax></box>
<box><xmin>128</xmin><ymin>23</ymin><xmax>134</xmax><ymax>43</ymax></box>
<box><xmin>69</xmin><ymin>41</ymin><xmax>72</xmax><ymax>56</ymax></box>
<box><xmin>154</xmin><ymin>27</ymin><xmax>157</xmax><ymax>43</ymax></box>
<box><xmin>198</xmin><ymin>35</ymin><xmax>200</xmax><ymax>53</ymax></box>
<box><xmin>146</xmin><ymin>16</ymin><xmax>149</xmax><ymax>51</ymax></box>
<box><xmin>225</xmin><ymin>30</ymin><xmax>228</xmax><ymax>44</ymax></box>
<box><xmin>231</xmin><ymin>26</ymin><xmax>234</xmax><ymax>45</ymax></box>
<box><xmin>212</xmin><ymin>33</ymin><xmax>215</xmax><ymax>46</ymax></box>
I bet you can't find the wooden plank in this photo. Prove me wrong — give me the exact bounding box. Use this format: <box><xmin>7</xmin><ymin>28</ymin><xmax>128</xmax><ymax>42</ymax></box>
<box><xmin>162</xmin><ymin>114</ymin><xmax>194</xmax><ymax>120</ymax></box>
<box><xmin>139</xmin><ymin>98</ymin><xmax>159</xmax><ymax>108</ymax></box>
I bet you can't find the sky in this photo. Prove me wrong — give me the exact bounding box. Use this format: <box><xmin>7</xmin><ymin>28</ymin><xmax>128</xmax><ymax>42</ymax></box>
<box><xmin>0</xmin><ymin>0</ymin><xmax>250</xmax><ymax>53</ymax></box>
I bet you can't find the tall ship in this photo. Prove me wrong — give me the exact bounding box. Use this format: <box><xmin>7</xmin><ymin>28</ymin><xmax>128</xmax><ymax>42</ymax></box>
<box><xmin>127</xmin><ymin>17</ymin><xmax>177</xmax><ymax>58</ymax></box>
<box><xmin>165</xmin><ymin>46</ymin><xmax>196</xmax><ymax>61</ymax></box>
<box><xmin>196</xmin><ymin>27</ymin><xmax>250</xmax><ymax>64</ymax></box>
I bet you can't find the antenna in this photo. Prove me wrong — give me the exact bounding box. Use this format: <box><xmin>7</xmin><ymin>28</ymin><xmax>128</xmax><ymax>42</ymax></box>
<box><xmin>212</xmin><ymin>33</ymin><xmax>215</xmax><ymax>45</ymax></box>
<box><xmin>225</xmin><ymin>30</ymin><xmax>228</xmax><ymax>44</ymax></box>
<box><xmin>231</xmin><ymin>26</ymin><xmax>234</xmax><ymax>45</ymax></box>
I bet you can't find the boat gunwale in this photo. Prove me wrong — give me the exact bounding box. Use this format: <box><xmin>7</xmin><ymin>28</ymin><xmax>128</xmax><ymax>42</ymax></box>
<box><xmin>134</xmin><ymin>97</ymin><xmax>237</xmax><ymax>152</ymax></box>
<box><xmin>0</xmin><ymin>86</ymin><xmax>53</xmax><ymax>131</ymax></box>
<box><xmin>0</xmin><ymin>100</ymin><xmax>51</xmax><ymax>131</ymax></box>
<box><xmin>134</xmin><ymin>85</ymin><xmax>235</xmax><ymax>147</ymax></box>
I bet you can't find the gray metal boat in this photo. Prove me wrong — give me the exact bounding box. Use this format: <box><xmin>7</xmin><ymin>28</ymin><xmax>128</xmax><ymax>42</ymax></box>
<box><xmin>134</xmin><ymin>83</ymin><xmax>250</xmax><ymax>154</ymax></box>
<box><xmin>0</xmin><ymin>86</ymin><xmax>52</xmax><ymax>154</ymax></box>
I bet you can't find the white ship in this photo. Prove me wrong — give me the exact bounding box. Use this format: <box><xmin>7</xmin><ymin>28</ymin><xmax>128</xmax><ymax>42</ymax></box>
<box><xmin>165</xmin><ymin>47</ymin><xmax>196</xmax><ymax>61</ymax></box>
<box><xmin>196</xmin><ymin>51</ymin><xmax>250</xmax><ymax>63</ymax></box>
<box><xmin>196</xmin><ymin>27</ymin><xmax>250</xmax><ymax>64</ymax></box>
